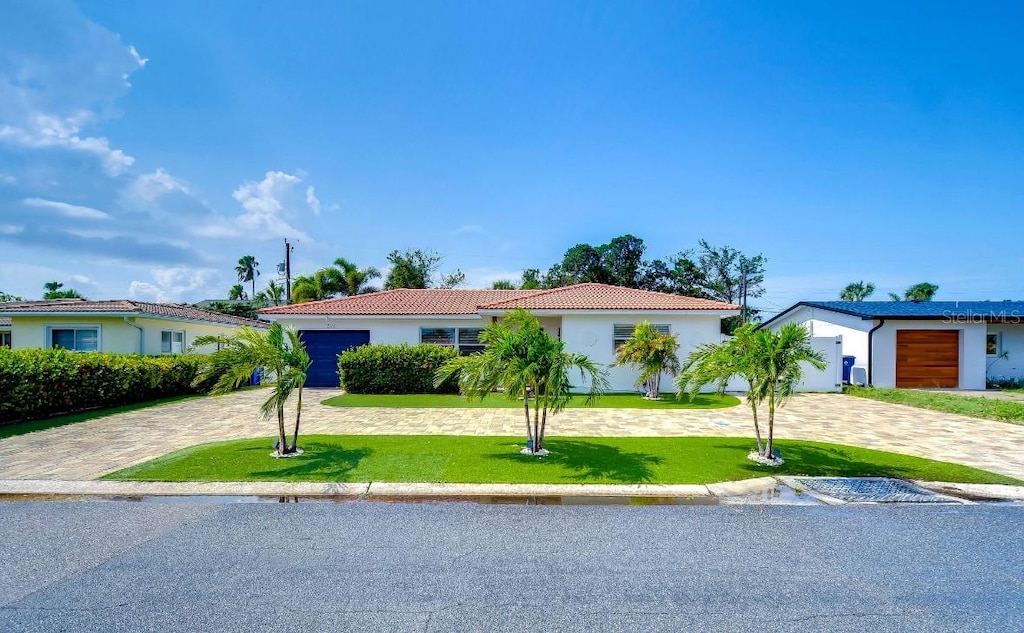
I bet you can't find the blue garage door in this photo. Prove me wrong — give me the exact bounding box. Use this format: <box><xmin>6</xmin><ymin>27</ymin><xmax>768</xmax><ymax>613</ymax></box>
<box><xmin>299</xmin><ymin>330</ymin><xmax>370</xmax><ymax>388</ymax></box>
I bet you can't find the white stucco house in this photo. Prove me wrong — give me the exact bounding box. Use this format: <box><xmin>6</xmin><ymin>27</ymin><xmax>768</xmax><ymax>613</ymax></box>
<box><xmin>762</xmin><ymin>301</ymin><xmax>1024</xmax><ymax>389</ymax></box>
<box><xmin>259</xmin><ymin>283</ymin><xmax>741</xmax><ymax>389</ymax></box>
<box><xmin>0</xmin><ymin>299</ymin><xmax>267</xmax><ymax>355</ymax></box>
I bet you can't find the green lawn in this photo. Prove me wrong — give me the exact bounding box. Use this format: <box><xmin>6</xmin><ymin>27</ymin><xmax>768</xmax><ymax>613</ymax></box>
<box><xmin>846</xmin><ymin>387</ymin><xmax>1024</xmax><ymax>425</ymax></box>
<box><xmin>322</xmin><ymin>392</ymin><xmax>740</xmax><ymax>409</ymax></box>
<box><xmin>104</xmin><ymin>434</ymin><xmax>1020</xmax><ymax>485</ymax></box>
<box><xmin>0</xmin><ymin>394</ymin><xmax>204</xmax><ymax>440</ymax></box>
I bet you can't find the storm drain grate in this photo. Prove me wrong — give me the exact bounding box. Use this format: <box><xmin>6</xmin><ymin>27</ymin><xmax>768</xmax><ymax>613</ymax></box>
<box><xmin>793</xmin><ymin>477</ymin><xmax>955</xmax><ymax>503</ymax></box>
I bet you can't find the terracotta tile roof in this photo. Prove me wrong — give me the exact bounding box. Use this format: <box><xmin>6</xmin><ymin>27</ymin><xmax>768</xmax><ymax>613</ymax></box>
<box><xmin>260</xmin><ymin>289</ymin><xmax>537</xmax><ymax>315</ymax></box>
<box><xmin>0</xmin><ymin>299</ymin><xmax>268</xmax><ymax>328</ymax></box>
<box><xmin>259</xmin><ymin>284</ymin><xmax>739</xmax><ymax>316</ymax></box>
<box><xmin>479</xmin><ymin>283</ymin><xmax>740</xmax><ymax>311</ymax></box>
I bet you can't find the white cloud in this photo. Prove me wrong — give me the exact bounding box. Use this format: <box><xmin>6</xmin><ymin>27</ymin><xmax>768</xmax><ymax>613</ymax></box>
<box><xmin>193</xmin><ymin>170</ymin><xmax>313</xmax><ymax>241</ymax></box>
<box><xmin>306</xmin><ymin>186</ymin><xmax>321</xmax><ymax>214</ymax></box>
<box><xmin>455</xmin><ymin>224</ymin><xmax>484</xmax><ymax>235</ymax></box>
<box><xmin>0</xmin><ymin>224</ymin><xmax>24</xmax><ymax>235</ymax></box>
<box><xmin>0</xmin><ymin>173</ymin><xmax>15</xmax><ymax>185</ymax></box>
<box><xmin>69</xmin><ymin>274</ymin><xmax>98</xmax><ymax>287</ymax></box>
<box><xmin>125</xmin><ymin>168</ymin><xmax>190</xmax><ymax>202</ymax></box>
<box><xmin>23</xmin><ymin>197</ymin><xmax>111</xmax><ymax>220</ymax></box>
<box><xmin>0</xmin><ymin>114</ymin><xmax>135</xmax><ymax>177</ymax></box>
<box><xmin>0</xmin><ymin>2</ymin><xmax>144</xmax><ymax>176</ymax></box>
<box><xmin>128</xmin><ymin>266</ymin><xmax>220</xmax><ymax>303</ymax></box>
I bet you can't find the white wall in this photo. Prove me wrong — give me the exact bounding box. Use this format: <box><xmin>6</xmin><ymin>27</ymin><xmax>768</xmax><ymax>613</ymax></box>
<box><xmin>871</xmin><ymin>320</ymin><xmax>988</xmax><ymax>390</ymax></box>
<box><xmin>268</xmin><ymin>312</ymin><xmax>730</xmax><ymax>393</ymax></box>
<box><xmin>721</xmin><ymin>335</ymin><xmax>842</xmax><ymax>393</ymax></box>
<box><xmin>265</xmin><ymin>315</ymin><xmax>491</xmax><ymax>344</ymax></box>
<box><xmin>985</xmin><ymin>324</ymin><xmax>1024</xmax><ymax>380</ymax></box>
<box><xmin>766</xmin><ymin>305</ymin><xmax>872</xmax><ymax>372</ymax></box>
<box><xmin>560</xmin><ymin>313</ymin><xmax>724</xmax><ymax>392</ymax></box>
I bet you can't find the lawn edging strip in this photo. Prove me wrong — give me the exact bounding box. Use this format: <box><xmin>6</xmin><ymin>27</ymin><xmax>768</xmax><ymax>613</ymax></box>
<box><xmin>2</xmin><ymin>477</ymin><xmax>1023</xmax><ymax>501</ymax></box>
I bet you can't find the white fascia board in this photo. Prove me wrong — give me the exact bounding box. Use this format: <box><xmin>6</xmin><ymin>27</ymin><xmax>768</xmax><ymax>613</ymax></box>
<box><xmin>258</xmin><ymin>313</ymin><xmax>483</xmax><ymax>321</ymax></box>
<box><xmin>477</xmin><ymin>308</ymin><xmax>742</xmax><ymax>317</ymax></box>
<box><xmin>1</xmin><ymin>311</ymin><xmax>256</xmax><ymax>328</ymax></box>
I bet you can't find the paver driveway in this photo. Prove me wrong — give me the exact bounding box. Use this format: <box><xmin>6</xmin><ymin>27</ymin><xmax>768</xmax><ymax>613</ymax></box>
<box><xmin>0</xmin><ymin>390</ymin><xmax>1022</xmax><ymax>481</ymax></box>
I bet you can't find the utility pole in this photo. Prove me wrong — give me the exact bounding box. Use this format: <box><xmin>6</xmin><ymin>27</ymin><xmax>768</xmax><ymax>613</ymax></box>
<box><xmin>740</xmin><ymin>267</ymin><xmax>748</xmax><ymax>324</ymax></box>
<box><xmin>284</xmin><ymin>238</ymin><xmax>293</xmax><ymax>305</ymax></box>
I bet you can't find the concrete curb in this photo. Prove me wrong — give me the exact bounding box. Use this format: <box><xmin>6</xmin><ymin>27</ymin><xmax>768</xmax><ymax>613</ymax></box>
<box><xmin>0</xmin><ymin>478</ymin><xmax>1021</xmax><ymax>502</ymax></box>
<box><xmin>914</xmin><ymin>481</ymin><xmax>1024</xmax><ymax>501</ymax></box>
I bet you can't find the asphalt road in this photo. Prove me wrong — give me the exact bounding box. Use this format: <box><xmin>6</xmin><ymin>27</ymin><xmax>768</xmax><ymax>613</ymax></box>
<box><xmin>0</xmin><ymin>500</ymin><xmax>1021</xmax><ymax>632</ymax></box>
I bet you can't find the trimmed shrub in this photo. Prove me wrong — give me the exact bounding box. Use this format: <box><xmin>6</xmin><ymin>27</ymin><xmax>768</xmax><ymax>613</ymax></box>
<box><xmin>338</xmin><ymin>344</ymin><xmax>460</xmax><ymax>394</ymax></box>
<box><xmin>0</xmin><ymin>348</ymin><xmax>221</xmax><ymax>425</ymax></box>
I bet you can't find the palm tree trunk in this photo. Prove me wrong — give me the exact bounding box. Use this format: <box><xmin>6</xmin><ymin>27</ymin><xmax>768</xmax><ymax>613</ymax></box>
<box><xmin>289</xmin><ymin>386</ymin><xmax>303</xmax><ymax>452</ymax></box>
<box><xmin>536</xmin><ymin>393</ymin><xmax>544</xmax><ymax>452</ymax></box>
<box><xmin>523</xmin><ymin>391</ymin><xmax>533</xmax><ymax>445</ymax></box>
<box><xmin>538</xmin><ymin>400</ymin><xmax>549</xmax><ymax>452</ymax></box>
<box><xmin>764</xmin><ymin>391</ymin><xmax>775</xmax><ymax>458</ymax></box>
<box><xmin>276</xmin><ymin>405</ymin><xmax>287</xmax><ymax>456</ymax></box>
<box><xmin>751</xmin><ymin>402</ymin><xmax>764</xmax><ymax>455</ymax></box>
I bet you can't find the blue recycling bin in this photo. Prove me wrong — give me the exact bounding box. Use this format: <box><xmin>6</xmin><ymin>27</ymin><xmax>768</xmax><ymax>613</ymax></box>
<box><xmin>842</xmin><ymin>356</ymin><xmax>856</xmax><ymax>383</ymax></box>
<box><xmin>251</xmin><ymin>368</ymin><xmax>262</xmax><ymax>386</ymax></box>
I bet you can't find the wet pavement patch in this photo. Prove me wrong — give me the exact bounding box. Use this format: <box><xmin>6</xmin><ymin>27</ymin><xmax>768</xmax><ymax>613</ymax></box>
<box><xmin>793</xmin><ymin>477</ymin><xmax>964</xmax><ymax>504</ymax></box>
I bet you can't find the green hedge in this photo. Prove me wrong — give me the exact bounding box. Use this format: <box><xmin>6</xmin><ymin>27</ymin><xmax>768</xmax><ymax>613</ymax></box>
<box><xmin>338</xmin><ymin>344</ymin><xmax>460</xmax><ymax>394</ymax></box>
<box><xmin>0</xmin><ymin>348</ymin><xmax>221</xmax><ymax>425</ymax></box>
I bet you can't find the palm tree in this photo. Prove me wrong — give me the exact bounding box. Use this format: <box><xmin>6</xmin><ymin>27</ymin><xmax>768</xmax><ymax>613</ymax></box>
<box><xmin>839</xmin><ymin>281</ymin><xmax>875</xmax><ymax>302</ymax></box>
<box><xmin>889</xmin><ymin>282</ymin><xmax>939</xmax><ymax>302</ymax></box>
<box><xmin>328</xmin><ymin>257</ymin><xmax>381</xmax><ymax>296</ymax></box>
<box><xmin>255</xmin><ymin>280</ymin><xmax>285</xmax><ymax>306</ymax></box>
<box><xmin>904</xmin><ymin>282</ymin><xmax>938</xmax><ymax>301</ymax></box>
<box><xmin>235</xmin><ymin>255</ymin><xmax>260</xmax><ymax>298</ymax></box>
<box><xmin>435</xmin><ymin>308</ymin><xmax>608</xmax><ymax>454</ymax></box>
<box><xmin>42</xmin><ymin>281</ymin><xmax>84</xmax><ymax>300</ymax></box>
<box><xmin>291</xmin><ymin>270</ymin><xmax>336</xmax><ymax>303</ymax></box>
<box><xmin>228</xmin><ymin>284</ymin><xmax>248</xmax><ymax>301</ymax></box>
<box><xmin>193</xmin><ymin>323</ymin><xmax>310</xmax><ymax>456</ymax></box>
<box><xmin>613</xmin><ymin>322</ymin><xmax>680</xmax><ymax>399</ymax></box>
<box><xmin>677</xmin><ymin>323</ymin><xmax>826</xmax><ymax>463</ymax></box>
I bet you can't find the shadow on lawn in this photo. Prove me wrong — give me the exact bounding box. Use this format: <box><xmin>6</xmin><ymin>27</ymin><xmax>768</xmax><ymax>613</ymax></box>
<box><xmin>487</xmin><ymin>440</ymin><xmax>663</xmax><ymax>483</ymax></box>
<box><xmin>726</xmin><ymin>441</ymin><xmax>916</xmax><ymax>478</ymax></box>
<box><xmin>250</xmin><ymin>442</ymin><xmax>372</xmax><ymax>481</ymax></box>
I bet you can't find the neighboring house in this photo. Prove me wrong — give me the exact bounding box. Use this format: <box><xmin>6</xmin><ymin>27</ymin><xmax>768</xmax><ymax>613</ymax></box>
<box><xmin>763</xmin><ymin>301</ymin><xmax>1024</xmax><ymax>389</ymax></box>
<box><xmin>259</xmin><ymin>283</ymin><xmax>740</xmax><ymax>389</ymax></box>
<box><xmin>0</xmin><ymin>300</ymin><xmax>268</xmax><ymax>355</ymax></box>
<box><xmin>0</xmin><ymin>316</ymin><xmax>10</xmax><ymax>348</ymax></box>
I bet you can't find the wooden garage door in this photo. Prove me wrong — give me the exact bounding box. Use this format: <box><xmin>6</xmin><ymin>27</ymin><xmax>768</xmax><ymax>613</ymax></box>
<box><xmin>896</xmin><ymin>330</ymin><xmax>959</xmax><ymax>388</ymax></box>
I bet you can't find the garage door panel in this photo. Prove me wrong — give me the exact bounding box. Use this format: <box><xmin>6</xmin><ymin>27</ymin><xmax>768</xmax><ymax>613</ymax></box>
<box><xmin>896</xmin><ymin>330</ymin><xmax>959</xmax><ymax>388</ymax></box>
<box><xmin>299</xmin><ymin>330</ymin><xmax>370</xmax><ymax>388</ymax></box>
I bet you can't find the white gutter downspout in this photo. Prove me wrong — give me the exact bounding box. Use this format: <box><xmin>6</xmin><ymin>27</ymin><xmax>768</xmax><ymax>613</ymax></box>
<box><xmin>124</xmin><ymin>317</ymin><xmax>145</xmax><ymax>354</ymax></box>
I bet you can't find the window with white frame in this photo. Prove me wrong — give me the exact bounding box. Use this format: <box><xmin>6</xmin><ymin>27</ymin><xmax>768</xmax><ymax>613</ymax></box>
<box><xmin>0</xmin><ymin>331</ymin><xmax>10</xmax><ymax>348</ymax></box>
<box><xmin>613</xmin><ymin>323</ymin><xmax>670</xmax><ymax>351</ymax></box>
<box><xmin>161</xmin><ymin>330</ymin><xmax>186</xmax><ymax>354</ymax></box>
<box><xmin>49</xmin><ymin>327</ymin><xmax>99</xmax><ymax>352</ymax></box>
<box><xmin>420</xmin><ymin>327</ymin><xmax>485</xmax><ymax>355</ymax></box>
<box><xmin>987</xmin><ymin>333</ymin><xmax>1001</xmax><ymax>356</ymax></box>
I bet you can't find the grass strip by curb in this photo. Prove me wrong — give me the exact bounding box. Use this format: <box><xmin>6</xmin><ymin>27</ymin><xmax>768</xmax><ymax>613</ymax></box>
<box><xmin>322</xmin><ymin>393</ymin><xmax>740</xmax><ymax>410</ymax></box>
<box><xmin>103</xmin><ymin>435</ymin><xmax>1020</xmax><ymax>486</ymax></box>
<box><xmin>845</xmin><ymin>387</ymin><xmax>1024</xmax><ymax>425</ymax></box>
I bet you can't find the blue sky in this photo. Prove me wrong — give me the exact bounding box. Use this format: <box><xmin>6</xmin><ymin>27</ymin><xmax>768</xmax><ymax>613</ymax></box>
<box><xmin>1</xmin><ymin>0</ymin><xmax>1022</xmax><ymax>313</ymax></box>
